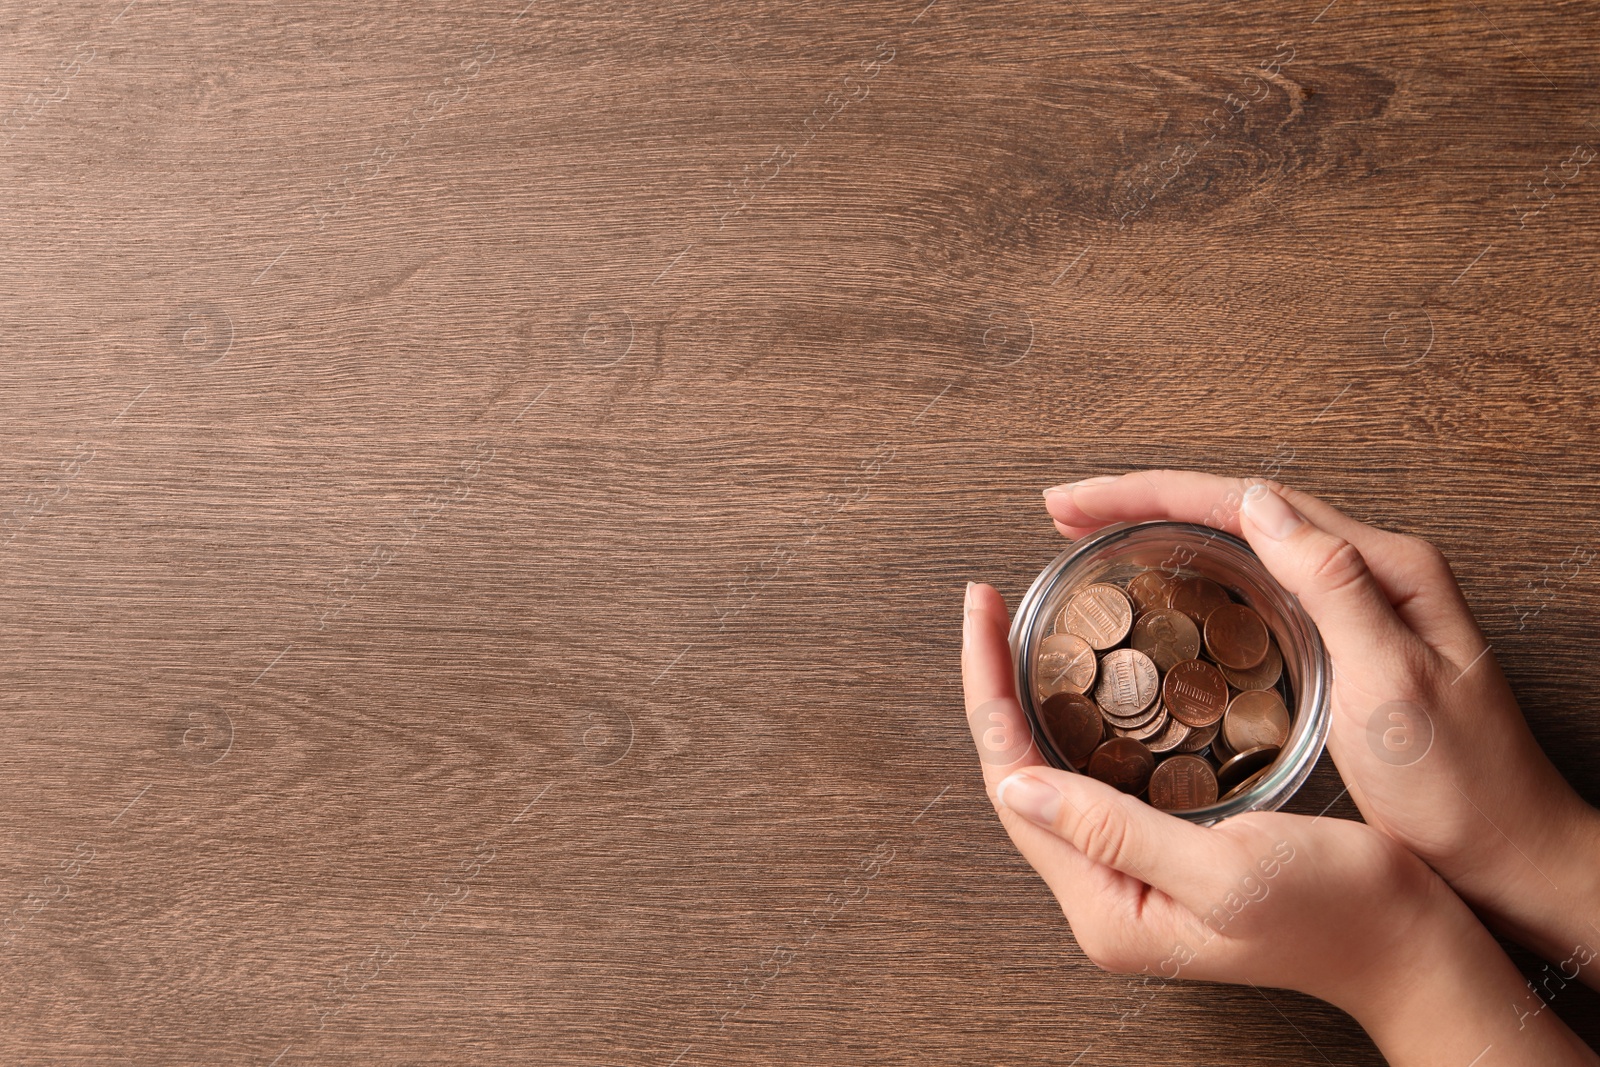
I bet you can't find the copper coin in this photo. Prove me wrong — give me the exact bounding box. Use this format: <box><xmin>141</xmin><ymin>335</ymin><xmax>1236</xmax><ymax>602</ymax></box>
<box><xmin>1209</xmin><ymin>726</ymin><xmax>1236</xmax><ymax>763</ymax></box>
<box><xmin>1130</xmin><ymin>608</ymin><xmax>1202</xmax><ymax>672</ymax></box>
<box><xmin>1168</xmin><ymin>575</ymin><xmax>1232</xmax><ymax>627</ymax></box>
<box><xmin>1220</xmin><ymin>764</ymin><xmax>1275</xmax><ymax>803</ymax></box>
<box><xmin>1094</xmin><ymin>648</ymin><xmax>1160</xmax><ymax>718</ymax></box>
<box><xmin>1100</xmin><ymin>700</ymin><xmax>1161</xmax><ymax>730</ymax></box>
<box><xmin>1161</xmin><ymin>659</ymin><xmax>1229</xmax><ymax>727</ymax></box>
<box><xmin>1148</xmin><ymin>754</ymin><xmax>1220</xmax><ymax>812</ymax></box>
<box><xmin>1219</xmin><ymin>637</ymin><xmax>1283</xmax><ymax>691</ymax></box>
<box><xmin>1087</xmin><ymin>737</ymin><xmax>1156</xmax><ymax>795</ymax></box>
<box><xmin>1040</xmin><ymin>692</ymin><xmax>1105</xmax><ymax>766</ymax></box>
<box><xmin>1126</xmin><ymin>571</ymin><xmax>1176</xmax><ymax>614</ymax></box>
<box><xmin>1173</xmin><ymin>717</ymin><xmax>1218</xmax><ymax>754</ymax></box>
<box><xmin>1216</xmin><ymin>745</ymin><xmax>1280</xmax><ymax>794</ymax></box>
<box><xmin>1111</xmin><ymin>705</ymin><xmax>1169</xmax><ymax>742</ymax></box>
<box><xmin>1099</xmin><ymin>690</ymin><xmax>1162</xmax><ymax>728</ymax></box>
<box><xmin>1204</xmin><ymin>603</ymin><xmax>1271</xmax><ymax>670</ymax></box>
<box><xmin>1058</xmin><ymin>583</ymin><xmax>1134</xmax><ymax>651</ymax></box>
<box><xmin>1145</xmin><ymin>714</ymin><xmax>1192</xmax><ymax>754</ymax></box>
<box><xmin>1034</xmin><ymin>632</ymin><xmax>1098</xmax><ymax>698</ymax></box>
<box><xmin>1222</xmin><ymin>689</ymin><xmax>1291</xmax><ymax>754</ymax></box>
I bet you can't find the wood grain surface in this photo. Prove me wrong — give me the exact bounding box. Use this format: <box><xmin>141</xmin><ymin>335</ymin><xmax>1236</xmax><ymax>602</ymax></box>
<box><xmin>4</xmin><ymin>0</ymin><xmax>1600</xmax><ymax>1063</ymax></box>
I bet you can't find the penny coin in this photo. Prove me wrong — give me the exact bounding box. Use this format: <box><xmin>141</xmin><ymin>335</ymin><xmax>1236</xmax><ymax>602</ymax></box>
<box><xmin>1100</xmin><ymin>700</ymin><xmax>1161</xmax><ymax>730</ymax></box>
<box><xmin>1098</xmin><ymin>688</ymin><xmax>1162</xmax><ymax>727</ymax></box>
<box><xmin>1130</xmin><ymin>608</ymin><xmax>1202</xmax><ymax>672</ymax></box>
<box><xmin>1087</xmin><ymin>737</ymin><xmax>1156</xmax><ymax>795</ymax></box>
<box><xmin>1034</xmin><ymin>632</ymin><xmax>1098</xmax><ymax>698</ymax></box>
<box><xmin>1039</xmin><ymin>692</ymin><xmax>1105</xmax><ymax>766</ymax></box>
<box><xmin>1220</xmin><ymin>764</ymin><xmax>1275</xmax><ymax>802</ymax></box>
<box><xmin>1173</xmin><ymin>718</ymin><xmax>1218</xmax><ymax>754</ymax></box>
<box><xmin>1210</xmin><ymin>725</ymin><xmax>1237</xmax><ymax>764</ymax></box>
<box><xmin>1204</xmin><ymin>603</ymin><xmax>1271</xmax><ymax>670</ymax></box>
<box><xmin>1161</xmin><ymin>659</ymin><xmax>1229</xmax><ymax>727</ymax></box>
<box><xmin>1168</xmin><ymin>575</ymin><xmax>1232</xmax><ymax>627</ymax></box>
<box><xmin>1219</xmin><ymin>637</ymin><xmax>1283</xmax><ymax>691</ymax></box>
<box><xmin>1059</xmin><ymin>583</ymin><xmax>1134</xmax><ymax>650</ymax></box>
<box><xmin>1126</xmin><ymin>571</ymin><xmax>1176</xmax><ymax>614</ymax></box>
<box><xmin>1216</xmin><ymin>745</ymin><xmax>1280</xmax><ymax>794</ymax></box>
<box><xmin>1148</xmin><ymin>754</ymin><xmax>1220</xmax><ymax>812</ymax></box>
<box><xmin>1146</xmin><ymin>714</ymin><xmax>1193</xmax><ymax>754</ymax></box>
<box><xmin>1111</xmin><ymin>705</ymin><xmax>1169</xmax><ymax>742</ymax></box>
<box><xmin>1223</xmin><ymin>689</ymin><xmax>1291</xmax><ymax>754</ymax></box>
<box><xmin>1094</xmin><ymin>648</ymin><xmax>1161</xmax><ymax>718</ymax></box>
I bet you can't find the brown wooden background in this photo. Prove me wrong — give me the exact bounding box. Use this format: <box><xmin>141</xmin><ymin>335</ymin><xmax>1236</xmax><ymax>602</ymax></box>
<box><xmin>4</xmin><ymin>0</ymin><xmax>1600</xmax><ymax>1063</ymax></box>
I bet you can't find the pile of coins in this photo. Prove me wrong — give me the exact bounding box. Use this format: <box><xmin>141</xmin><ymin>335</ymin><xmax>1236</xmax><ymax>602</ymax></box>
<box><xmin>1031</xmin><ymin>569</ymin><xmax>1293</xmax><ymax>813</ymax></box>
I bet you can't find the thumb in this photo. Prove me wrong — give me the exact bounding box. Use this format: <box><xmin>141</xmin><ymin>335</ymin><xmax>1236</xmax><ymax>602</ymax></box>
<box><xmin>1238</xmin><ymin>484</ymin><xmax>1418</xmax><ymax>669</ymax></box>
<box><xmin>995</xmin><ymin>767</ymin><xmax>1230</xmax><ymax>914</ymax></box>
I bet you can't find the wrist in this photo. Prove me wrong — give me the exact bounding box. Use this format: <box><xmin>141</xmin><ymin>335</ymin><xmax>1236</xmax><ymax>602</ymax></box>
<box><xmin>1339</xmin><ymin>881</ymin><xmax>1596</xmax><ymax>1066</ymax></box>
<box><xmin>1480</xmin><ymin>791</ymin><xmax>1600</xmax><ymax>984</ymax></box>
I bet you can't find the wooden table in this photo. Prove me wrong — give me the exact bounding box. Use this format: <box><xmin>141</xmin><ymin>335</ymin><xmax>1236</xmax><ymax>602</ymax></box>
<box><xmin>4</xmin><ymin>0</ymin><xmax>1599</xmax><ymax>1062</ymax></box>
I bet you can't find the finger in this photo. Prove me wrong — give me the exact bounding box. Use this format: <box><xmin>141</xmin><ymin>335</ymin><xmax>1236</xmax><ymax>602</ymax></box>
<box><xmin>1052</xmin><ymin>518</ymin><xmax>1101</xmax><ymax>541</ymax></box>
<box><xmin>1237</xmin><ymin>484</ymin><xmax>1428</xmax><ymax>673</ymax></box>
<box><xmin>994</xmin><ymin>765</ymin><xmax>1235</xmax><ymax>914</ymax></box>
<box><xmin>963</xmin><ymin>593</ymin><xmax>1214</xmax><ymax>969</ymax></box>
<box><xmin>1045</xmin><ymin>853</ymin><xmax>1211</xmax><ymax>976</ymax></box>
<box><xmin>962</xmin><ymin>583</ymin><xmax>1111</xmax><ymax>901</ymax></box>
<box><xmin>1045</xmin><ymin>470</ymin><xmax>1387</xmax><ymax>554</ymax></box>
<box><xmin>960</xmin><ymin>582</ymin><xmax>1045</xmax><ymax>790</ymax></box>
<box><xmin>1046</xmin><ymin>469</ymin><xmax>1482</xmax><ymax>664</ymax></box>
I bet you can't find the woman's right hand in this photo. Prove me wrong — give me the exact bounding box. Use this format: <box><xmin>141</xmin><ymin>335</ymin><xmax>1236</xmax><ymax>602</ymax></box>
<box><xmin>1043</xmin><ymin>469</ymin><xmax>1600</xmax><ymax>979</ymax></box>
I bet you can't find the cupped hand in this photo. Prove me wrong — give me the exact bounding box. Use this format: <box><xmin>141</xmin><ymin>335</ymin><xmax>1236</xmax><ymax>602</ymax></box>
<box><xmin>1040</xmin><ymin>469</ymin><xmax>1600</xmax><ymax>973</ymax></box>
<box><xmin>961</xmin><ymin>581</ymin><xmax>1599</xmax><ymax>1064</ymax></box>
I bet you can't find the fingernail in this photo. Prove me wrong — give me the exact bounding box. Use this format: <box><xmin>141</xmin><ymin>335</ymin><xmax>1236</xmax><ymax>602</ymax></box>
<box><xmin>963</xmin><ymin>582</ymin><xmax>976</xmax><ymax>643</ymax></box>
<box><xmin>997</xmin><ymin>772</ymin><xmax>1062</xmax><ymax>828</ymax></box>
<box><xmin>1241</xmin><ymin>484</ymin><xmax>1306</xmax><ymax>541</ymax></box>
<box><xmin>1044</xmin><ymin>474</ymin><xmax>1119</xmax><ymax>497</ymax></box>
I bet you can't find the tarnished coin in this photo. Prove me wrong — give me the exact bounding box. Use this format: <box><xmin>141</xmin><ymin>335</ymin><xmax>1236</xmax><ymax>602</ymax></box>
<box><xmin>1145</xmin><ymin>714</ymin><xmax>1192</xmax><ymax>754</ymax></box>
<box><xmin>1204</xmin><ymin>603</ymin><xmax>1271</xmax><ymax>670</ymax></box>
<box><xmin>1126</xmin><ymin>570</ymin><xmax>1176</xmax><ymax>614</ymax></box>
<box><xmin>1034</xmin><ymin>632</ymin><xmax>1098</xmax><ymax>698</ymax></box>
<box><xmin>1219</xmin><ymin>637</ymin><xmax>1283</xmax><ymax>691</ymax></box>
<box><xmin>1087</xmin><ymin>737</ymin><xmax>1156</xmax><ymax>795</ymax></box>
<box><xmin>1173</xmin><ymin>717</ymin><xmax>1219</xmax><ymax>754</ymax></box>
<box><xmin>1110</xmin><ymin>705</ymin><xmax>1169</xmax><ymax>742</ymax></box>
<box><xmin>1148</xmin><ymin>754</ymin><xmax>1220</xmax><ymax>812</ymax></box>
<box><xmin>1216</xmin><ymin>745</ymin><xmax>1280</xmax><ymax>794</ymax></box>
<box><xmin>1168</xmin><ymin>575</ymin><xmax>1232</xmax><ymax>626</ymax></box>
<box><xmin>1130</xmin><ymin>608</ymin><xmax>1202</xmax><ymax>672</ymax></box>
<box><xmin>1162</xmin><ymin>659</ymin><xmax>1229</xmax><ymax>727</ymax></box>
<box><xmin>1220</xmin><ymin>764</ymin><xmax>1275</xmax><ymax>802</ymax></box>
<box><xmin>1223</xmin><ymin>689</ymin><xmax>1291</xmax><ymax>754</ymax></box>
<box><xmin>1040</xmin><ymin>692</ymin><xmax>1105</xmax><ymax>766</ymax></box>
<box><xmin>1094</xmin><ymin>648</ymin><xmax>1160</xmax><ymax>719</ymax></box>
<box><xmin>1059</xmin><ymin>583</ymin><xmax>1134</xmax><ymax>650</ymax></box>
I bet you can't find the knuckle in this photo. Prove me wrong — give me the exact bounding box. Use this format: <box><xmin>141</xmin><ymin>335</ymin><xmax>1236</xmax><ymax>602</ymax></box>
<box><xmin>1072</xmin><ymin>798</ymin><xmax>1133</xmax><ymax>871</ymax></box>
<box><xmin>1398</xmin><ymin>534</ymin><xmax>1453</xmax><ymax>577</ymax></box>
<box><xmin>1304</xmin><ymin>536</ymin><xmax>1371</xmax><ymax>596</ymax></box>
<box><xmin>1071</xmin><ymin>921</ymin><xmax>1139</xmax><ymax>974</ymax></box>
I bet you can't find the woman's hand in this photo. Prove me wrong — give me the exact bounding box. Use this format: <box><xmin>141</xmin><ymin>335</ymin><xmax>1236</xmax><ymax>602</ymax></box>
<box><xmin>961</xmin><ymin>581</ymin><xmax>1598</xmax><ymax>1065</ymax></box>
<box><xmin>1040</xmin><ymin>469</ymin><xmax>1600</xmax><ymax>982</ymax></box>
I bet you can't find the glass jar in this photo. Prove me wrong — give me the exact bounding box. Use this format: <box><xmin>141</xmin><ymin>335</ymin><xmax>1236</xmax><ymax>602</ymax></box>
<box><xmin>1008</xmin><ymin>520</ymin><xmax>1331</xmax><ymax>824</ymax></box>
